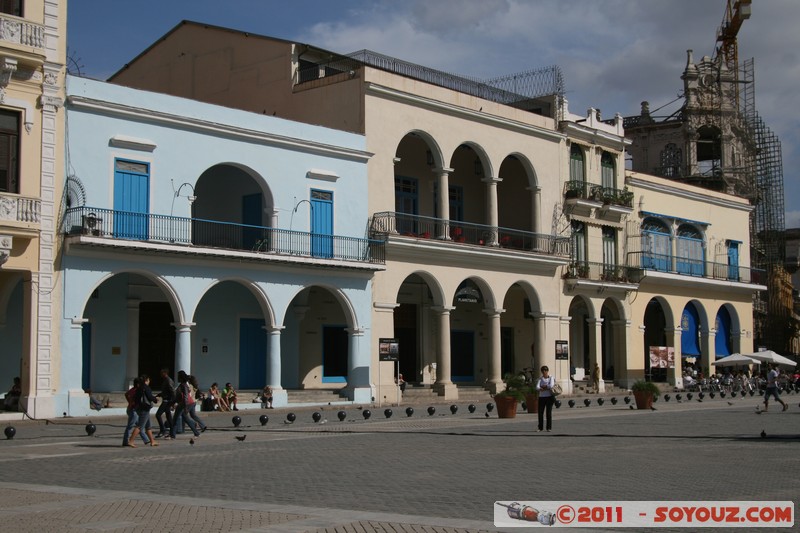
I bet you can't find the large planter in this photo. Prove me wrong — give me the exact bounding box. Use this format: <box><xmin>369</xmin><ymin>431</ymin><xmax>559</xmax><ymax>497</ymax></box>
<box><xmin>525</xmin><ymin>394</ymin><xmax>539</xmax><ymax>414</ymax></box>
<box><xmin>494</xmin><ymin>395</ymin><xmax>519</xmax><ymax>418</ymax></box>
<box><xmin>633</xmin><ymin>390</ymin><xmax>654</xmax><ymax>410</ymax></box>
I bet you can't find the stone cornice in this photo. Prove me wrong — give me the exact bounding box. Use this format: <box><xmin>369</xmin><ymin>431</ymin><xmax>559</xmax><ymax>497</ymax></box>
<box><xmin>626</xmin><ymin>173</ymin><xmax>753</xmax><ymax>212</ymax></box>
<box><xmin>66</xmin><ymin>95</ymin><xmax>374</xmax><ymax>163</ymax></box>
<box><xmin>365</xmin><ymin>83</ymin><xmax>565</xmax><ymax>144</ymax></box>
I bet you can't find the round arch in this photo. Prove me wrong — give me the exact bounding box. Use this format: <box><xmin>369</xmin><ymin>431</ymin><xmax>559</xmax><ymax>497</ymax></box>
<box><xmin>191</xmin><ymin>276</ymin><xmax>276</xmax><ymax>329</ymax></box>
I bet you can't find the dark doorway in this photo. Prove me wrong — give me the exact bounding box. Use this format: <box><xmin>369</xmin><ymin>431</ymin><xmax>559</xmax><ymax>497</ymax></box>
<box><xmin>322</xmin><ymin>325</ymin><xmax>348</xmax><ymax>383</ymax></box>
<box><xmin>239</xmin><ymin>318</ymin><xmax>266</xmax><ymax>389</ymax></box>
<box><xmin>501</xmin><ymin>326</ymin><xmax>514</xmax><ymax>376</ymax></box>
<box><xmin>451</xmin><ymin>330</ymin><xmax>475</xmax><ymax>382</ymax></box>
<box><xmin>138</xmin><ymin>302</ymin><xmax>175</xmax><ymax>381</ymax></box>
<box><xmin>394</xmin><ymin>303</ymin><xmax>418</xmax><ymax>383</ymax></box>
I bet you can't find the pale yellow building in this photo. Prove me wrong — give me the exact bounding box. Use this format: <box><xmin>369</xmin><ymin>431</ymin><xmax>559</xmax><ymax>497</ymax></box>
<box><xmin>0</xmin><ymin>0</ymin><xmax>66</xmax><ymax>418</ymax></box>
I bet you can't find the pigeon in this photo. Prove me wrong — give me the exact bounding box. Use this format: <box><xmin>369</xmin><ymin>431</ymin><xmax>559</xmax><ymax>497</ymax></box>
<box><xmin>235</xmin><ymin>435</ymin><xmax>247</xmax><ymax>442</ymax></box>
<box><xmin>760</xmin><ymin>430</ymin><xmax>766</xmax><ymax>438</ymax></box>
<box><xmin>485</xmin><ymin>412</ymin><xmax>490</xmax><ymax>418</ymax></box>
<box><xmin>629</xmin><ymin>405</ymin><xmax>634</xmax><ymax>410</ymax></box>
<box><xmin>727</xmin><ymin>401</ymin><xmax>735</xmax><ymax>406</ymax></box>
<box><xmin>189</xmin><ymin>438</ymin><xmax>195</xmax><ymax>446</ymax></box>
<box><xmin>650</xmin><ymin>406</ymin><xmax>657</xmax><ymax>411</ymax></box>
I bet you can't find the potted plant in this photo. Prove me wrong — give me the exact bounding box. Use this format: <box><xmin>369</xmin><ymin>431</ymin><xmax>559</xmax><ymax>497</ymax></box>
<box><xmin>493</xmin><ymin>373</ymin><xmax>526</xmax><ymax>418</ymax></box>
<box><xmin>523</xmin><ymin>386</ymin><xmax>539</xmax><ymax>414</ymax></box>
<box><xmin>631</xmin><ymin>380</ymin><xmax>660</xmax><ymax>410</ymax></box>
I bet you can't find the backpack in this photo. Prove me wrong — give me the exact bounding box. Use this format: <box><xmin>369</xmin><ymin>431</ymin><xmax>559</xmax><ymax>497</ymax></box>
<box><xmin>136</xmin><ymin>386</ymin><xmax>153</xmax><ymax>411</ymax></box>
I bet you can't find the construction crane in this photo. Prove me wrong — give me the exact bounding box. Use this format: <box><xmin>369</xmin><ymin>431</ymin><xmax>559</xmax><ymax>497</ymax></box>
<box><xmin>715</xmin><ymin>0</ymin><xmax>751</xmax><ymax>106</ymax></box>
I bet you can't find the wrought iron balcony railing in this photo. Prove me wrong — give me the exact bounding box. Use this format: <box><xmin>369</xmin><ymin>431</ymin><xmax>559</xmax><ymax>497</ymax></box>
<box><xmin>626</xmin><ymin>251</ymin><xmax>765</xmax><ymax>284</ymax></box>
<box><xmin>564</xmin><ymin>261</ymin><xmax>630</xmax><ymax>282</ymax></box>
<box><xmin>563</xmin><ymin>181</ymin><xmax>634</xmax><ymax>208</ymax></box>
<box><xmin>370</xmin><ymin>211</ymin><xmax>571</xmax><ymax>257</ymax></box>
<box><xmin>63</xmin><ymin>207</ymin><xmax>384</xmax><ymax>265</ymax></box>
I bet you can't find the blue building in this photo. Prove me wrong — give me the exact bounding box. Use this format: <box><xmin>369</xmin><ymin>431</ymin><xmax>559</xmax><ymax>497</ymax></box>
<box><xmin>54</xmin><ymin>75</ymin><xmax>382</xmax><ymax>416</ymax></box>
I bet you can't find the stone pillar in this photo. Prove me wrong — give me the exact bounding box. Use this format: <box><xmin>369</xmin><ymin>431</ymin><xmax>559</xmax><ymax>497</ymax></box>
<box><xmin>702</xmin><ymin>327</ymin><xmax>714</xmax><ymax>378</ymax></box>
<box><xmin>434</xmin><ymin>168</ymin><xmax>453</xmax><ymax>240</ymax></box>
<box><xmin>373</xmin><ymin>302</ymin><xmax>400</xmax><ymax>404</ymax></box>
<box><xmin>174</xmin><ymin>322</ymin><xmax>195</xmax><ymax>377</ymax></box>
<box><xmin>483</xmin><ymin>176</ymin><xmax>501</xmax><ymax>245</ymax></box>
<box><xmin>668</xmin><ymin>327</ymin><xmax>683</xmax><ymax>388</ymax></box>
<box><xmin>484</xmin><ymin>308</ymin><xmax>504</xmax><ymax>393</ymax></box>
<box><xmin>528</xmin><ymin>186</ymin><xmax>541</xmax><ymax>235</ymax></box>
<box><xmin>266</xmin><ymin>326</ymin><xmax>287</xmax><ymax>407</ymax></box>
<box><xmin>345</xmin><ymin>327</ymin><xmax>371</xmax><ymax>403</ymax></box>
<box><xmin>432</xmin><ymin>306</ymin><xmax>457</xmax><ymax>399</ymax></box>
<box><xmin>610</xmin><ymin>319</ymin><xmax>630</xmax><ymax>386</ymax></box>
<box><xmin>533</xmin><ymin>311</ymin><xmax>566</xmax><ymax>391</ymax></box>
<box><xmin>65</xmin><ymin>318</ymin><xmax>90</xmax><ymax>416</ymax></box>
<box><xmin>588</xmin><ymin>318</ymin><xmax>605</xmax><ymax>393</ymax></box>
<box><xmin>126</xmin><ymin>299</ymin><xmax>141</xmax><ymax>387</ymax></box>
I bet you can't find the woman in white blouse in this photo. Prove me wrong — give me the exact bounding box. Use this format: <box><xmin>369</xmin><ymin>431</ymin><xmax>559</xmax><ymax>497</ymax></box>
<box><xmin>536</xmin><ymin>365</ymin><xmax>556</xmax><ymax>432</ymax></box>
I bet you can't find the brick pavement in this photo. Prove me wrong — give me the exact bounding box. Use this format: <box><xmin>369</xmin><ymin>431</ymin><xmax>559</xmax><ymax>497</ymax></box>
<box><xmin>0</xmin><ymin>394</ymin><xmax>798</xmax><ymax>532</ymax></box>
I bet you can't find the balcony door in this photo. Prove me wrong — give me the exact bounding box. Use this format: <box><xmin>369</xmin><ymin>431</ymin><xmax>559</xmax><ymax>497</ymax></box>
<box><xmin>311</xmin><ymin>189</ymin><xmax>333</xmax><ymax>258</ymax></box>
<box><xmin>113</xmin><ymin>159</ymin><xmax>149</xmax><ymax>240</ymax></box>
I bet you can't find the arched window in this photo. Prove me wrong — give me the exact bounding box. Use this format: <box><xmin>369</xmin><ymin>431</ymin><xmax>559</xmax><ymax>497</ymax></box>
<box><xmin>659</xmin><ymin>143</ymin><xmax>682</xmax><ymax>177</ymax></box>
<box><xmin>601</xmin><ymin>152</ymin><xmax>615</xmax><ymax>189</ymax></box>
<box><xmin>641</xmin><ymin>217</ymin><xmax>671</xmax><ymax>272</ymax></box>
<box><xmin>676</xmin><ymin>223</ymin><xmax>704</xmax><ymax>276</ymax></box>
<box><xmin>569</xmin><ymin>144</ymin><xmax>585</xmax><ymax>183</ymax></box>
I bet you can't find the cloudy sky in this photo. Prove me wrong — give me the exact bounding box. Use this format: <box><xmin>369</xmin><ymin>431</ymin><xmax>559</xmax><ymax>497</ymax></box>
<box><xmin>67</xmin><ymin>0</ymin><xmax>799</xmax><ymax>227</ymax></box>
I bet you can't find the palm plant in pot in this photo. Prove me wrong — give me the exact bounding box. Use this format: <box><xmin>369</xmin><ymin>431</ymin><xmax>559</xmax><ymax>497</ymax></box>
<box><xmin>493</xmin><ymin>373</ymin><xmax>526</xmax><ymax>418</ymax></box>
<box><xmin>631</xmin><ymin>380</ymin><xmax>660</xmax><ymax>410</ymax></box>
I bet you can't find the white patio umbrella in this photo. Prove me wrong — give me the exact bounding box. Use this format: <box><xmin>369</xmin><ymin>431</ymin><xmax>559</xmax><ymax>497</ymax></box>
<box><xmin>712</xmin><ymin>353</ymin><xmax>759</xmax><ymax>367</ymax></box>
<box><xmin>746</xmin><ymin>350</ymin><xmax>797</xmax><ymax>367</ymax></box>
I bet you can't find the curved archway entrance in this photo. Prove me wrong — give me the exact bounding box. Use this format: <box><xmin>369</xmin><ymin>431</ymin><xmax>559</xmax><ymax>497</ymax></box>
<box><xmin>644</xmin><ymin>298</ymin><xmax>669</xmax><ymax>382</ymax></box>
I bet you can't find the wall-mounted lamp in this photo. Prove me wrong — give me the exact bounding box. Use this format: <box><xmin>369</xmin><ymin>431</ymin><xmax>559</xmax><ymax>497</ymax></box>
<box><xmin>170</xmin><ymin>180</ymin><xmax>197</xmax><ymax>216</ymax></box>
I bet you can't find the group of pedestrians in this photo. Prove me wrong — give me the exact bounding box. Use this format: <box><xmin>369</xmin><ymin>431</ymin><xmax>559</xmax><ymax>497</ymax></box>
<box><xmin>123</xmin><ymin>369</ymin><xmax>207</xmax><ymax>447</ymax></box>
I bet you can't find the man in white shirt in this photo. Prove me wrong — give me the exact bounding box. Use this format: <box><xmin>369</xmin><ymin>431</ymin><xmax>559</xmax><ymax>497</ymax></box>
<box><xmin>763</xmin><ymin>364</ymin><xmax>788</xmax><ymax>412</ymax></box>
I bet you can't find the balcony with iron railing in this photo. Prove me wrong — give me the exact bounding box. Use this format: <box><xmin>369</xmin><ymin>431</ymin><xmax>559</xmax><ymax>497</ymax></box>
<box><xmin>626</xmin><ymin>251</ymin><xmax>765</xmax><ymax>285</ymax></box>
<box><xmin>63</xmin><ymin>206</ymin><xmax>385</xmax><ymax>266</ymax></box>
<box><xmin>370</xmin><ymin>211</ymin><xmax>571</xmax><ymax>257</ymax></box>
<box><xmin>563</xmin><ymin>261</ymin><xmax>631</xmax><ymax>283</ymax></box>
<box><xmin>563</xmin><ymin>180</ymin><xmax>634</xmax><ymax>208</ymax></box>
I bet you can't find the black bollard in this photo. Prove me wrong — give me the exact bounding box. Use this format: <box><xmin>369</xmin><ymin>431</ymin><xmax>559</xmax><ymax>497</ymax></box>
<box><xmin>468</xmin><ymin>404</ymin><xmax>477</xmax><ymax>413</ymax></box>
<box><xmin>312</xmin><ymin>412</ymin><xmax>322</xmax><ymax>423</ymax></box>
<box><xmin>554</xmin><ymin>399</ymin><xmax>562</xmax><ymax>408</ymax></box>
<box><xmin>363</xmin><ymin>409</ymin><xmax>371</xmax><ymax>420</ymax></box>
<box><xmin>405</xmin><ymin>407</ymin><xmax>414</xmax><ymax>417</ymax></box>
<box><xmin>337</xmin><ymin>410</ymin><xmax>347</xmax><ymax>421</ymax></box>
<box><xmin>286</xmin><ymin>412</ymin><xmax>296</xmax><ymax>423</ymax></box>
<box><xmin>450</xmin><ymin>404</ymin><xmax>458</xmax><ymax>414</ymax></box>
<box><xmin>85</xmin><ymin>423</ymin><xmax>96</xmax><ymax>436</ymax></box>
<box><xmin>384</xmin><ymin>408</ymin><xmax>393</xmax><ymax>419</ymax></box>
<box><xmin>427</xmin><ymin>406</ymin><xmax>436</xmax><ymax>416</ymax></box>
<box><xmin>597</xmin><ymin>398</ymin><xmax>605</xmax><ymax>406</ymax></box>
<box><xmin>610</xmin><ymin>397</ymin><xmax>618</xmax><ymax>405</ymax></box>
<box><xmin>568</xmin><ymin>400</ymin><xmax>576</xmax><ymax>408</ymax></box>
<box><xmin>583</xmin><ymin>399</ymin><xmax>591</xmax><ymax>407</ymax></box>
<box><xmin>486</xmin><ymin>403</ymin><xmax>494</xmax><ymax>412</ymax></box>
<box><xmin>232</xmin><ymin>415</ymin><xmax>242</xmax><ymax>427</ymax></box>
<box><xmin>4</xmin><ymin>426</ymin><xmax>15</xmax><ymax>439</ymax></box>
<box><xmin>259</xmin><ymin>414</ymin><xmax>269</xmax><ymax>426</ymax></box>
<box><xmin>664</xmin><ymin>394</ymin><xmax>671</xmax><ymax>402</ymax></box>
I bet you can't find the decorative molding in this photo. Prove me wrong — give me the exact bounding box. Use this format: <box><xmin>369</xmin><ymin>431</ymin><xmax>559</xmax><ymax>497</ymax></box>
<box><xmin>0</xmin><ymin>233</ymin><xmax>11</xmax><ymax>265</ymax></box>
<box><xmin>109</xmin><ymin>134</ymin><xmax>157</xmax><ymax>152</ymax></box>
<box><xmin>0</xmin><ymin>56</ymin><xmax>16</xmax><ymax>103</ymax></box>
<box><xmin>306</xmin><ymin>168</ymin><xmax>339</xmax><ymax>182</ymax></box>
<box><xmin>68</xmin><ymin>94</ymin><xmax>374</xmax><ymax>162</ymax></box>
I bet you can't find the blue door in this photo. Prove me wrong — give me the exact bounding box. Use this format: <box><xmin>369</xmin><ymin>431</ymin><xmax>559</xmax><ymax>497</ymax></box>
<box><xmin>311</xmin><ymin>189</ymin><xmax>333</xmax><ymax>258</ymax></box>
<box><xmin>239</xmin><ymin>318</ymin><xmax>266</xmax><ymax>389</ymax></box>
<box><xmin>242</xmin><ymin>193</ymin><xmax>262</xmax><ymax>251</ymax></box>
<box><xmin>727</xmin><ymin>241</ymin><xmax>740</xmax><ymax>280</ymax></box>
<box><xmin>113</xmin><ymin>159</ymin><xmax>149</xmax><ymax>240</ymax></box>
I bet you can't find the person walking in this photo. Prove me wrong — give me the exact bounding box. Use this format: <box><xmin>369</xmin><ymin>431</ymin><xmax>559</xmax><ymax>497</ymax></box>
<box><xmin>591</xmin><ymin>363</ymin><xmax>601</xmax><ymax>393</ymax></box>
<box><xmin>155</xmin><ymin>368</ymin><xmax>175</xmax><ymax>439</ymax></box>
<box><xmin>123</xmin><ymin>378</ymin><xmax>149</xmax><ymax>447</ymax></box>
<box><xmin>170</xmin><ymin>371</ymin><xmax>202</xmax><ymax>439</ymax></box>
<box><xmin>128</xmin><ymin>374</ymin><xmax>159</xmax><ymax>447</ymax></box>
<box><xmin>763</xmin><ymin>363</ymin><xmax>788</xmax><ymax>412</ymax></box>
<box><xmin>536</xmin><ymin>365</ymin><xmax>556</xmax><ymax>432</ymax></box>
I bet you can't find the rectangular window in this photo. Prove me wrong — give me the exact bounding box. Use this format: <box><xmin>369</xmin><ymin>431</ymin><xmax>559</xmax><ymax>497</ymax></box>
<box><xmin>0</xmin><ymin>109</ymin><xmax>20</xmax><ymax>193</ymax></box>
<box><xmin>0</xmin><ymin>0</ymin><xmax>22</xmax><ymax>16</ymax></box>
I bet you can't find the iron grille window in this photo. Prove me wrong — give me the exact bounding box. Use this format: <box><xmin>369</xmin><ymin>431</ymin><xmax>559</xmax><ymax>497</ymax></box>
<box><xmin>570</xmin><ymin>144</ymin><xmax>585</xmax><ymax>183</ymax></box>
<box><xmin>0</xmin><ymin>109</ymin><xmax>20</xmax><ymax>193</ymax></box>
